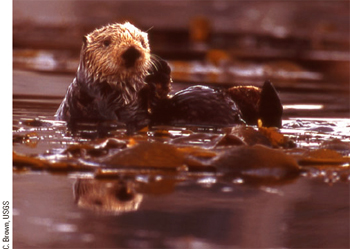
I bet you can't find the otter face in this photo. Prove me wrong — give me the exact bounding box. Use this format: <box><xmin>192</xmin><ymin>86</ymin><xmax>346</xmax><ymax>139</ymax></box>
<box><xmin>82</xmin><ymin>22</ymin><xmax>151</xmax><ymax>84</ymax></box>
<box><xmin>74</xmin><ymin>179</ymin><xmax>143</xmax><ymax>214</ymax></box>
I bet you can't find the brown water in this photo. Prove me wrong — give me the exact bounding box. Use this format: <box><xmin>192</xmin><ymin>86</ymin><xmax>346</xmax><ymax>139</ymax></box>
<box><xmin>13</xmin><ymin>14</ymin><xmax>350</xmax><ymax>249</ymax></box>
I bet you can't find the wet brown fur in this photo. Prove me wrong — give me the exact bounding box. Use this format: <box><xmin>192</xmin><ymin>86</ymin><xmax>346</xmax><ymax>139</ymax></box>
<box><xmin>56</xmin><ymin>22</ymin><xmax>153</xmax><ymax>123</ymax></box>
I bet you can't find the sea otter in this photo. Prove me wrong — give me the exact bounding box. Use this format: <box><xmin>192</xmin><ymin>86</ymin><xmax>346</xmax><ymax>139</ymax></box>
<box><xmin>56</xmin><ymin>22</ymin><xmax>283</xmax><ymax>129</ymax></box>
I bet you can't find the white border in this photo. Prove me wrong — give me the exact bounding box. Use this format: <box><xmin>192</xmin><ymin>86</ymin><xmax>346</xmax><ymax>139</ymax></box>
<box><xmin>1</xmin><ymin>0</ymin><xmax>13</xmax><ymax>249</ymax></box>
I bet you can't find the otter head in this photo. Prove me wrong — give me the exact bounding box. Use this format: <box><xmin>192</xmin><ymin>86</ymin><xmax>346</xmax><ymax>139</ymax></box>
<box><xmin>79</xmin><ymin>22</ymin><xmax>151</xmax><ymax>86</ymax></box>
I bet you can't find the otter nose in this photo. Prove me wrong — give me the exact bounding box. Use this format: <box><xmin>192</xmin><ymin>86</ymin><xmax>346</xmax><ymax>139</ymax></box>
<box><xmin>122</xmin><ymin>46</ymin><xmax>141</xmax><ymax>68</ymax></box>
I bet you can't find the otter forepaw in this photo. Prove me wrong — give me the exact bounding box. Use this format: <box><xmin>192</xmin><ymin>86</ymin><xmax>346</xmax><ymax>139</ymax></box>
<box><xmin>145</xmin><ymin>56</ymin><xmax>172</xmax><ymax>97</ymax></box>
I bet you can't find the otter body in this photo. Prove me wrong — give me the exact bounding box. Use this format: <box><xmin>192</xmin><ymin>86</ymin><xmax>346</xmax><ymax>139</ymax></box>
<box><xmin>149</xmin><ymin>82</ymin><xmax>282</xmax><ymax>128</ymax></box>
<box><xmin>150</xmin><ymin>85</ymin><xmax>244</xmax><ymax>126</ymax></box>
<box><xmin>56</xmin><ymin>22</ymin><xmax>283</xmax><ymax>129</ymax></box>
<box><xmin>56</xmin><ymin>22</ymin><xmax>151</xmax><ymax>123</ymax></box>
<box><xmin>145</xmin><ymin>59</ymin><xmax>283</xmax><ymax>128</ymax></box>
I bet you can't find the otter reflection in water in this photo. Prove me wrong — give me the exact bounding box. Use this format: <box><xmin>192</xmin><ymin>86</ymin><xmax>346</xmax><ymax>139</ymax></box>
<box><xmin>73</xmin><ymin>178</ymin><xmax>143</xmax><ymax>214</ymax></box>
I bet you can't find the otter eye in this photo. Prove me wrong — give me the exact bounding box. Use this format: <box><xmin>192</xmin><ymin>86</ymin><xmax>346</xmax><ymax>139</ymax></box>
<box><xmin>103</xmin><ymin>39</ymin><xmax>111</xmax><ymax>47</ymax></box>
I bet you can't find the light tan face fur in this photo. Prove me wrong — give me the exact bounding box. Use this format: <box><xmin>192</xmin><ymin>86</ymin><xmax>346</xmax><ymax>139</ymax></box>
<box><xmin>82</xmin><ymin>22</ymin><xmax>151</xmax><ymax>84</ymax></box>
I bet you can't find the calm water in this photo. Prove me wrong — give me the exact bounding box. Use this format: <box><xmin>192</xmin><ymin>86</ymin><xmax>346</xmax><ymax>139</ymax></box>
<box><xmin>12</xmin><ymin>172</ymin><xmax>350</xmax><ymax>248</ymax></box>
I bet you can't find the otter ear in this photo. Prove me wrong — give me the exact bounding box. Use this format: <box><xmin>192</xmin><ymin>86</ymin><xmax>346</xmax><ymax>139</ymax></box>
<box><xmin>82</xmin><ymin>35</ymin><xmax>91</xmax><ymax>48</ymax></box>
<box><xmin>82</xmin><ymin>35</ymin><xmax>88</xmax><ymax>48</ymax></box>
